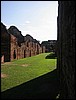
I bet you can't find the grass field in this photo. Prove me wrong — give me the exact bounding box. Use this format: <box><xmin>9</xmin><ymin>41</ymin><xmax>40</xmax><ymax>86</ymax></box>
<box><xmin>1</xmin><ymin>52</ymin><xmax>57</xmax><ymax>92</ymax></box>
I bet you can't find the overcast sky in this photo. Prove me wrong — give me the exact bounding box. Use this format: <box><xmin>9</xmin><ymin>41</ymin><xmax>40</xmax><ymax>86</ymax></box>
<box><xmin>1</xmin><ymin>1</ymin><xmax>58</xmax><ymax>43</ymax></box>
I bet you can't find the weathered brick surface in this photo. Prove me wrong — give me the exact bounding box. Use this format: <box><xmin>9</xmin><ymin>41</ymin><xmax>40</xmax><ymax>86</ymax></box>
<box><xmin>1</xmin><ymin>23</ymin><xmax>45</xmax><ymax>62</ymax></box>
<box><xmin>1</xmin><ymin>1</ymin><xmax>75</xmax><ymax>99</ymax></box>
<box><xmin>1</xmin><ymin>23</ymin><xmax>10</xmax><ymax>62</ymax></box>
<box><xmin>10</xmin><ymin>34</ymin><xmax>18</xmax><ymax>61</ymax></box>
<box><xmin>57</xmin><ymin>1</ymin><xmax>75</xmax><ymax>99</ymax></box>
<box><xmin>8</xmin><ymin>26</ymin><xmax>24</xmax><ymax>43</ymax></box>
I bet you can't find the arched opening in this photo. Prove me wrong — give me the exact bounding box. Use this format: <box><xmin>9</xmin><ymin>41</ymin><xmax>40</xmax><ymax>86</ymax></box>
<box><xmin>37</xmin><ymin>44</ymin><xmax>39</xmax><ymax>54</ymax></box>
<box><xmin>24</xmin><ymin>50</ymin><xmax>26</xmax><ymax>58</ymax></box>
<box><xmin>13</xmin><ymin>50</ymin><xmax>16</xmax><ymax>59</ymax></box>
<box><xmin>27</xmin><ymin>42</ymin><xmax>29</xmax><ymax>47</ymax></box>
<box><xmin>29</xmin><ymin>50</ymin><xmax>31</xmax><ymax>57</ymax></box>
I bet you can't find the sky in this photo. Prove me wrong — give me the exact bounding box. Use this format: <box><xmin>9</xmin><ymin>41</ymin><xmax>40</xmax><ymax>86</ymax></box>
<box><xmin>1</xmin><ymin>1</ymin><xmax>58</xmax><ymax>43</ymax></box>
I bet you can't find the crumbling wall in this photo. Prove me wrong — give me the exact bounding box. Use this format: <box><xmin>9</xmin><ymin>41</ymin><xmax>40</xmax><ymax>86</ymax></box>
<box><xmin>42</xmin><ymin>46</ymin><xmax>46</xmax><ymax>53</ymax></box>
<box><xmin>10</xmin><ymin>34</ymin><xmax>18</xmax><ymax>61</ymax></box>
<box><xmin>57</xmin><ymin>1</ymin><xmax>75</xmax><ymax>99</ymax></box>
<box><xmin>1</xmin><ymin>23</ymin><xmax>10</xmax><ymax>62</ymax></box>
<box><xmin>41</xmin><ymin>40</ymin><xmax>57</xmax><ymax>52</ymax></box>
<box><xmin>1</xmin><ymin>23</ymin><xmax>45</xmax><ymax>63</ymax></box>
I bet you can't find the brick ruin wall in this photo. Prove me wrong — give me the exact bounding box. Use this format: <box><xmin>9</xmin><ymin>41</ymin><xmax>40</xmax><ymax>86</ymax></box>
<box><xmin>1</xmin><ymin>23</ymin><xmax>46</xmax><ymax>62</ymax></box>
<box><xmin>1</xmin><ymin>24</ymin><xmax>10</xmax><ymax>62</ymax></box>
<box><xmin>10</xmin><ymin>37</ymin><xmax>44</xmax><ymax>61</ymax></box>
<box><xmin>57</xmin><ymin>1</ymin><xmax>75</xmax><ymax>99</ymax></box>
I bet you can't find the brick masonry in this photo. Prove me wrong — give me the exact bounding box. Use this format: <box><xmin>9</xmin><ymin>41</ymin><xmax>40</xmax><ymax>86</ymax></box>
<box><xmin>1</xmin><ymin>23</ymin><xmax>10</xmax><ymax>62</ymax></box>
<box><xmin>1</xmin><ymin>23</ymin><xmax>46</xmax><ymax>62</ymax></box>
<box><xmin>1</xmin><ymin>2</ymin><xmax>75</xmax><ymax>98</ymax></box>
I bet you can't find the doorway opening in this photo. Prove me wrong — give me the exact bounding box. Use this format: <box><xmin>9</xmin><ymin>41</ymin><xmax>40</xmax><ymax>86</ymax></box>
<box><xmin>24</xmin><ymin>50</ymin><xmax>26</xmax><ymax>58</ymax></box>
<box><xmin>13</xmin><ymin>50</ymin><xmax>16</xmax><ymax>59</ymax></box>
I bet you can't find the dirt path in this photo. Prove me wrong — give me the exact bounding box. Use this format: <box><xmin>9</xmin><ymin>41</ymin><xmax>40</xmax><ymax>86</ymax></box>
<box><xmin>21</xmin><ymin>64</ymin><xmax>29</xmax><ymax>67</ymax></box>
<box><xmin>1</xmin><ymin>73</ymin><xmax>8</xmax><ymax>78</ymax></box>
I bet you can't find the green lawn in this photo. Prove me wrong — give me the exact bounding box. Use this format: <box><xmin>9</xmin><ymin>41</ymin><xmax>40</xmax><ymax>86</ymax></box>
<box><xmin>1</xmin><ymin>52</ymin><xmax>57</xmax><ymax>92</ymax></box>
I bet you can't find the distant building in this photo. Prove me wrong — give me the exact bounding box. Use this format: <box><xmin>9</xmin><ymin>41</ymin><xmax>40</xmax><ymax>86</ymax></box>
<box><xmin>41</xmin><ymin>40</ymin><xmax>57</xmax><ymax>53</ymax></box>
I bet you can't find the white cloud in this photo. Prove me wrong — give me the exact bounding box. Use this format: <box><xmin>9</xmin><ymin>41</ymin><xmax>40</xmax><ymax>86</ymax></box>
<box><xmin>25</xmin><ymin>21</ymin><xmax>30</xmax><ymax>24</ymax></box>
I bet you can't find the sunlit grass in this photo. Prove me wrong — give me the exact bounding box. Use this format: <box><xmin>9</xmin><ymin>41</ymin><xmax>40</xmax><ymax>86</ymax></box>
<box><xmin>1</xmin><ymin>52</ymin><xmax>57</xmax><ymax>92</ymax></box>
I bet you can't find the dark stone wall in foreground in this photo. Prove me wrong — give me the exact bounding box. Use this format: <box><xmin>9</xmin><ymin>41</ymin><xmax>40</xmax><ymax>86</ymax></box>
<box><xmin>1</xmin><ymin>23</ymin><xmax>10</xmax><ymax>62</ymax></box>
<box><xmin>57</xmin><ymin>1</ymin><xmax>75</xmax><ymax>99</ymax></box>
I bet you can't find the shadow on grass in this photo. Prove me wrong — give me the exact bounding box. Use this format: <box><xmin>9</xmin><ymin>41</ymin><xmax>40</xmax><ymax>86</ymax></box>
<box><xmin>45</xmin><ymin>52</ymin><xmax>57</xmax><ymax>59</ymax></box>
<box><xmin>1</xmin><ymin>69</ymin><xmax>60</xmax><ymax>99</ymax></box>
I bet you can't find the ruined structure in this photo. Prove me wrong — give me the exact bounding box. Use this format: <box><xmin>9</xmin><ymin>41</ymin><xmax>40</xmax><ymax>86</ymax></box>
<box><xmin>1</xmin><ymin>23</ymin><xmax>10</xmax><ymax>62</ymax></box>
<box><xmin>8</xmin><ymin>26</ymin><xmax>24</xmax><ymax>45</ymax></box>
<box><xmin>1</xmin><ymin>23</ymin><xmax>45</xmax><ymax>63</ymax></box>
<box><xmin>1</xmin><ymin>1</ymin><xmax>75</xmax><ymax>99</ymax></box>
<box><xmin>41</xmin><ymin>40</ymin><xmax>57</xmax><ymax>52</ymax></box>
<box><xmin>57</xmin><ymin>1</ymin><xmax>75</xmax><ymax>99</ymax></box>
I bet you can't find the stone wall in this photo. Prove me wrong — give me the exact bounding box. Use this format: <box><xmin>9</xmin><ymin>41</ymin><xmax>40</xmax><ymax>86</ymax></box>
<box><xmin>41</xmin><ymin>40</ymin><xmax>57</xmax><ymax>52</ymax></box>
<box><xmin>57</xmin><ymin>1</ymin><xmax>75</xmax><ymax>99</ymax></box>
<box><xmin>1</xmin><ymin>23</ymin><xmax>10</xmax><ymax>62</ymax></box>
<box><xmin>10</xmin><ymin>34</ymin><xmax>18</xmax><ymax>61</ymax></box>
<box><xmin>8</xmin><ymin>26</ymin><xmax>24</xmax><ymax>44</ymax></box>
<box><xmin>10</xmin><ymin>35</ymin><xmax>45</xmax><ymax>61</ymax></box>
<box><xmin>41</xmin><ymin>45</ymin><xmax>46</xmax><ymax>54</ymax></box>
<box><xmin>1</xmin><ymin>23</ymin><xmax>45</xmax><ymax>62</ymax></box>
